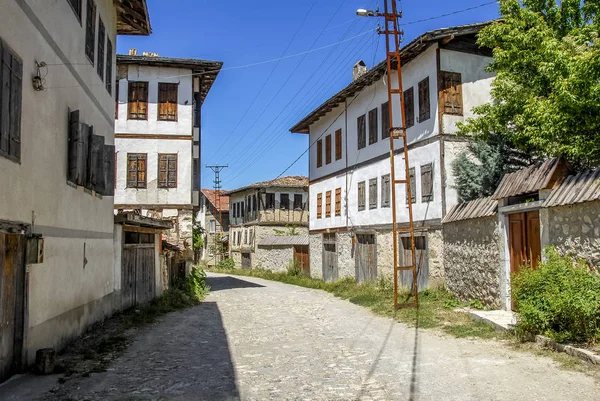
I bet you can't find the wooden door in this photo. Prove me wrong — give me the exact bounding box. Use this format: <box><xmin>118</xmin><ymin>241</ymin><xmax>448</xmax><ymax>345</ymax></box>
<box><xmin>355</xmin><ymin>234</ymin><xmax>377</xmax><ymax>283</ymax></box>
<box><xmin>322</xmin><ymin>234</ymin><xmax>338</xmax><ymax>282</ymax></box>
<box><xmin>0</xmin><ymin>234</ymin><xmax>26</xmax><ymax>383</ymax></box>
<box><xmin>508</xmin><ymin>213</ymin><xmax>527</xmax><ymax>275</ymax></box>
<box><xmin>122</xmin><ymin>245</ymin><xmax>155</xmax><ymax>309</ymax></box>
<box><xmin>398</xmin><ymin>236</ymin><xmax>429</xmax><ymax>290</ymax></box>
<box><xmin>526</xmin><ymin>211</ymin><xmax>541</xmax><ymax>268</ymax></box>
<box><xmin>241</xmin><ymin>253</ymin><xmax>251</xmax><ymax>269</ymax></box>
<box><xmin>294</xmin><ymin>245</ymin><xmax>310</xmax><ymax>275</ymax></box>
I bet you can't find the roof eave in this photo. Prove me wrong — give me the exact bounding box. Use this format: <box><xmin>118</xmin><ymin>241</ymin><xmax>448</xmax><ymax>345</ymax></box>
<box><xmin>115</xmin><ymin>0</ymin><xmax>152</xmax><ymax>36</ymax></box>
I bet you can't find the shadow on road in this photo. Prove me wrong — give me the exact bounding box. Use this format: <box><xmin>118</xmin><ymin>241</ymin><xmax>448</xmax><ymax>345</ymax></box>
<box><xmin>208</xmin><ymin>275</ymin><xmax>265</xmax><ymax>292</ymax></box>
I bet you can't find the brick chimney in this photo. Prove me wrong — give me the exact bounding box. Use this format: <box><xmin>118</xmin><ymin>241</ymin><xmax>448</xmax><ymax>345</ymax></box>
<box><xmin>353</xmin><ymin>60</ymin><xmax>367</xmax><ymax>81</ymax></box>
<box><xmin>128</xmin><ymin>48</ymin><xmax>138</xmax><ymax>56</ymax></box>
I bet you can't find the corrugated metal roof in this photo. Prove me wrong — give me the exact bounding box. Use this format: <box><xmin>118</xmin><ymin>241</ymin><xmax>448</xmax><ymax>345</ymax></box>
<box><xmin>442</xmin><ymin>197</ymin><xmax>497</xmax><ymax>224</ymax></box>
<box><xmin>543</xmin><ymin>168</ymin><xmax>600</xmax><ymax>208</ymax></box>
<box><xmin>258</xmin><ymin>235</ymin><xmax>310</xmax><ymax>247</ymax></box>
<box><xmin>492</xmin><ymin>158</ymin><xmax>570</xmax><ymax>199</ymax></box>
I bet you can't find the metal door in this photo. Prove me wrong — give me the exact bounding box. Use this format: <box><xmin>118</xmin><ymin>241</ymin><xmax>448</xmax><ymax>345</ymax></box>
<box><xmin>322</xmin><ymin>234</ymin><xmax>338</xmax><ymax>282</ymax></box>
<box><xmin>355</xmin><ymin>234</ymin><xmax>377</xmax><ymax>283</ymax></box>
<box><xmin>0</xmin><ymin>234</ymin><xmax>25</xmax><ymax>383</ymax></box>
<box><xmin>399</xmin><ymin>236</ymin><xmax>429</xmax><ymax>290</ymax></box>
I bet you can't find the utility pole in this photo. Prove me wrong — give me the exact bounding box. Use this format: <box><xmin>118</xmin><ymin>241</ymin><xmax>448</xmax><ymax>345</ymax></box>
<box><xmin>357</xmin><ymin>1</ymin><xmax>418</xmax><ymax>309</ymax></box>
<box><xmin>206</xmin><ymin>164</ymin><xmax>228</xmax><ymax>264</ymax></box>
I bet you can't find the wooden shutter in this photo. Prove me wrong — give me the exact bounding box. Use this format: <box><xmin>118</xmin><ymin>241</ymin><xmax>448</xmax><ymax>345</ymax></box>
<box><xmin>335</xmin><ymin>188</ymin><xmax>341</xmax><ymax>216</ymax></box>
<box><xmin>67</xmin><ymin>0</ymin><xmax>83</xmax><ymax>20</ymax></box>
<box><xmin>127</xmin><ymin>153</ymin><xmax>146</xmax><ymax>188</ymax></box>
<box><xmin>421</xmin><ymin>163</ymin><xmax>433</xmax><ymax>202</ymax></box>
<box><xmin>381</xmin><ymin>174</ymin><xmax>390</xmax><ymax>207</ymax></box>
<box><xmin>89</xmin><ymin>134</ymin><xmax>105</xmax><ymax>193</ymax></box>
<box><xmin>358</xmin><ymin>181</ymin><xmax>365</xmax><ymax>211</ymax></box>
<box><xmin>0</xmin><ymin>40</ymin><xmax>23</xmax><ymax>162</ymax></box>
<box><xmin>106</xmin><ymin>38</ymin><xmax>113</xmax><ymax>94</ymax></box>
<box><xmin>158</xmin><ymin>154</ymin><xmax>177</xmax><ymax>188</ymax></box>
<box><xmin>440</xmin><ymin>71</ymin><xmax>463</xmax><ymax>115</ymax></box>
<box><xmin>316</xmin><ymin>139</ymin><xmax>323</xmax><ymax>168</ymax></box>
<box><xmin>335</xmin><ymin>129</ymin><xmax>342</xmax><ymax>160</ymax></box>
<box><xmin>325</xmin><ymin>134</ymin><xmax>332</xmax><ymax>164</ymax></box>
<box><xmin>158</xmin><ymin>83</ymin><xmax>178</xmax><ymax>121</ymax></box>
<box><xmin>316</xmin><ymin>193</ymin><xmax>323</xmax><ymax>219</ymax></box>
<box><xmin>128</xmin><ymin>82</ymin><xmax>148</xmax><ymax>120</ymax></box>
<box><xmin>102</xmin><ymin>145</ymin><xmax>115</xmax><ymax>196</ymax></box>
<box><xmin>369</xmin><ymin>178</ymin><xmax>377</xmax><ymax>209</ymax></box>
<box><xmin>368</xmin><ymin>108</ymin><xmax>378</xmax><ymax>145</ymax></box>
<box><xmin>85</xmin><ymin>0</ymin><xmax>96</xmax><ymax>63</ymax></box>
<box><xmin>381</xmin><ymin>101</ymin><xmax>390</xmax><ymax>139</ymax></box>
<box><xmin>325</xmin><ymin>191</ymin><xmax>332</xmax><ymax>217</ymax></box>
<box><xmin>357</xmin><ymin>114</ymin><xmax>366</xmax><ymax>149</ymax></box>
<box><xmin>406</xmin><ymin>167</ymin><xmax>416</xmax><ymax>204</ymax></box>
<box><xmin>418</xmin><ymin>77</ymin><xmax>430</xmax><ymax>122</ymax></box>
<box><xmin>97</xmin><ymin>18</ymin><xmax>105</xmax><ymax>81</ymax></box>
<box><xmin>403</xmin><ymin>87</ymin><xmax>414</xmax><ymax>128</ymax></box>
<box><xmin>68</xmin><ymin>110</ymin><xmax>89</xmax><ymax>186</ymax></box>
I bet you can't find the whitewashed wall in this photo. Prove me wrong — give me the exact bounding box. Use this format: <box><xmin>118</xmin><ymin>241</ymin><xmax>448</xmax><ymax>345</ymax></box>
<box><xmin>114</xmin><ymin>138</ymin><xmax>192</xmax><ymax>205</ymax></box>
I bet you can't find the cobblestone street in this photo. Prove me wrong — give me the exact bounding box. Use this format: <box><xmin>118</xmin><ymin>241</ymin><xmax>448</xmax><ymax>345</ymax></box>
<box><xmin>37</xmin><ymin>273</ymin><xmax>600</xmax><ymax>400</ymax></box>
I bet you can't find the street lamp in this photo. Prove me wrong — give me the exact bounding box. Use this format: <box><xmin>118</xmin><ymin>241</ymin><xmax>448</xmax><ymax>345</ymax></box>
<box><xmin>356</xmin><ymin>8</ymin><xmax>376</xmax><ymax>17</ymax></box>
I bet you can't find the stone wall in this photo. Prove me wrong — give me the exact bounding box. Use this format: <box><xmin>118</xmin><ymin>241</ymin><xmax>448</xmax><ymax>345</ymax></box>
<box><xmin>443</xmin><ymin>216</ymin><xmax>501</xmax><ymax>307</ymax></box>
<box><xmin>309</xmin><ymin>233</ymin><xmax>323</xmax><ymax>279</ymax></box>
<box><xmin>547</xmin><ymin>200</ymin><xmax>600</xmax><ymax>266</ymax></box>
<box><xmin>255</xmin><ymin>246</ymin><xmax>294</xmax><ymax>272</ymax></box>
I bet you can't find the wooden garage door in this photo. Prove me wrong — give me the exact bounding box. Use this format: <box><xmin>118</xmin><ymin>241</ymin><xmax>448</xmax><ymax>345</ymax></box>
<box><xmin>322</xmin><ymin>234</ymin><xmax>338</xmax><ymax>282</ymax></box>
<box><xmin>355</xmin><ymin>234</ymin><xmax>377</xmax><ymax>283</ymax></box>
<box><xmin>0</xmin><ymin>234</ymin><xmax>26</xmax><ymax>383</ymax></box>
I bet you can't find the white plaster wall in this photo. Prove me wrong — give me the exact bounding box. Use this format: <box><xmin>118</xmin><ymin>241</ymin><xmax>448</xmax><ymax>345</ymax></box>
<box><xmin>114</xmin><ymin>138</ymin><xmax>192</xmax><ymax>205</ymax></box>
<box><xmin>309</xmin><ymin>45</ymin><xmax>440</xmax><ymax>181</ymax></box>
<box><xmin>440</xmin><ymin>49</ymin><xmax>494</xmax><ymax>134</ymax></box>
<box><xmin>443</xmin><ymin>140</ymin><xmax>470</xmax><ymax>212</ymax></box>
<box><xmin>115</xmin><ymin>65</ymin><xmax>193</xmax><ymax>136</ymax></box>
<box><xmin>0</xmin><ymin>0</ymin><xmax>120</xmax><ymax>362</ymax></box>
<box><xmin>310</xmin><ymin>142</ymin><xmax>442</xmax><ymax>230</ymax></box>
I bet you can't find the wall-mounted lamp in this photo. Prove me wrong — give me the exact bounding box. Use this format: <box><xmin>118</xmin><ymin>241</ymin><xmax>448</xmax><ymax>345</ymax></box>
<box><xmin>32</xmin><ymin>61</ymin><xmax>48</xmax><ymax>91</ymax></box>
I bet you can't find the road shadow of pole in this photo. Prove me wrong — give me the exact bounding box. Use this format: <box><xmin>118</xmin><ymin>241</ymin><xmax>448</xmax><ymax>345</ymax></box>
<box><xmin>408</xmin><ymin>307</ymin><xmax>420</xmax><ymax>401</ymax></box>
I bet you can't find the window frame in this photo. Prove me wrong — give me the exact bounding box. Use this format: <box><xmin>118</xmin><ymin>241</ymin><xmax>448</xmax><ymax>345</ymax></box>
<box><xmin>316</xmin><ymin>139</ymin><xmax>323</xmax><ymax>168</ymax></box>
<box><xmin>381</xmin><ymin>101</ymin><xmax>390</xmax><ymax>140</ymax></box>
<box><xmin>126</xmin><ymin>153</ymin><xmax>147</xmax><ymax>189</ymax></box>
<box><xmin>84</xmin><ymin>0</ymin><xmax>96</xmax><ymax>65</ymax></box>
<box><xmin>369</xmin><ymin>178</ymin><xmax>378</xmax><ymax>210</ymax></box>
<box><xmin>0</xmin><ymin>38</ymin><xmax>23</xmax><ymax>163</ymax></box>
<box><xmin>158</xmin><ymin>82</ymin><xmax>179</xmax><ymax>121</ymax></box>
<box><xmin>368</xmin><ymin>107</ymin><xmax>378</xmax><ymax>145</ymax></box>
<box><xmin>357</xmin><ymin>114</ymin><xmax>366</xmax><ymax>150</ymax></box>
<box><xmin>266</xmin><ymin>193</ymin><xmax>275</xmax><ymax>209</ymax></box>
<box><xmin>325</xmin><ymin>134</ymin><xmax>332</xmax><ymax>165</ymax></box>
<box><xmin>127</xmin><ymin>81</ymin><xmax>149</xmax><ymax>120</ymax></box>
<box><xmin>106</xmin><ymin>38</ymin><xmax>113</xmax><ymax>94</ymax></box>
<box><xmin>280</xmin><ymin>193</ymin><xmax>290</xmax><ymax>210</ymax></box>
<box><xmin>418</xmin><ymin>77</ymin><xmax>430</xmax><ymax>123</ymax></box>
<box><xmin>294</xmin><ymin>194</ymin><xmax>303</xmax><ymax>210</ymax></box>
<box><xmin>335</xmin><ymin>129</ymin><xmax>342</xmax><ymax>161</ymax></box>
<box><xmin>66</xmin><ymin>0</ymin><xmax>83</xmax><ymax>23</ymax></box>
<box><xmin>158</xmin><ymin>153</ymin><xmax>178</xmax><ymax>189</ymax></box>
<box><xmin>325</xmin><ymin>190</ymin><xmax>332</xmax><ymax>218</ymax></box>
<box><xmin>421</xmin><ymin>163</ymin><xmax>434</xmax><ymax>202</ymax></box>
<box><xmin>381</xmin><ymin>174</ymin><xmax>391</xmax><ymax>208</ymax></box>
<box><xmin>358</xmin><ymin>181</ymin><xmax>366</xmax><ymax>211</ymax></box>
<box><xmin>440</xmin><ymin>71</ymin><xmax>463</xmax><ymax>116</ymax></box>
<box><xmin>316</xmin><ymin>193</ymin><xmax>323</xmax><ymax>219</ymax></box>
<box><xmin>406</xmin><ymin>167</ymin><xmax>416</xmax><ymax>204</ymax></box>
<box><xmin>404</xmin><ymin>87</ymin><xmax>415</xmax><ymax>128</ymax></box>
<box><xmin>335</xmin><ymin>188</ymin><xmax>342</xmax><ymax>216</ymax></box>
<box><xmin>96</xmin><ymin>17</ymin><xmax>105</xmax><ymax>81</ymax></box>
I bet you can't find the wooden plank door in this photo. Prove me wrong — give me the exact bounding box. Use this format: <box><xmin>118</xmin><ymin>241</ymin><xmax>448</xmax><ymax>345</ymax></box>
<box><xmin>135</xmin><ymin>246</ymin><xmax>155</xmax><ymax>305</ymax></box>
<box><xmin>526</xmin><ymin>211</ymin><xmax>541</xmax><ymax>269</ymax></box>
<box><xmin>0</xmin><ymin>234</ymin><xmax>25</xmax><ymax>383</ymax></box>
<box><xmin>355</xmin><ymin>234</ymin><xmax>377</xmax><ymax>283</ymax></box>
<box><xmin>122</xmin><ymin>247</ymin><xmax>136</xmax><ymax>309</ymax></box>
<box><xmin>241</xmin><ymin>253</ymin><xmax>251</xmax><ymax>269</ymax></box>
<box><xmin>508</xmin><ymin>213</ymin><xmax>527</xmax><ymax>276</ymax></box>
<box><xmin>322</xmin><ymin>234</ymin><xmax>338</xmax><ymax>282</ymax></box>
<box><xmin>398</xmin><ymin>236</ymin><xmax>429</xmax><ymax>290</ymax></box>
<box><xmin>294</xmin><ymin>246</ymin><xmax>310</xmax><ymax>275</ymax></box>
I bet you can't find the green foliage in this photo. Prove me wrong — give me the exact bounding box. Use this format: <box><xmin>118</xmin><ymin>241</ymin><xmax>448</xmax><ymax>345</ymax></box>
<box><xmin>184</xmin><ymin>267</ymin><xmax>210</xmax><ymax>300</ymax></box>
<box><xmin>469</xmin><ymin>299</ymin><xmax>485</xmax><ymax>310</ymax></box>
<box><xmin>216</xmin><ymin>257</ymin><xmax>235</xmax><ymax>270</ymax></box>
<box><xmin>274</xmin><ymin>224</ymin><xmax>300</xmax><ymax>236</ymax></box>
<box><xmin>459</xmin><ymin>0</ymin><xmax>600</xmax><ymax>169</ymax></box>
<box><xmin>286</xmin><ymin>259</ymin><xmax>302</xmax><ymax>276</ymax></box>
<box><xmin>512</xmin><ymin>248</ymin><xmax>600</xmax><ymax>343</ymax></box>
<box><xmin>192</xmin><ymin>221</ymin><xmax>205</xmax><ymax>251</ymax></box>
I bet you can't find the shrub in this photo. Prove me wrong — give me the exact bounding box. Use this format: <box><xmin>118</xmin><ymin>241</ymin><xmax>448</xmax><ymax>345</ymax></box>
<box><xmin>286</xmin><ymin>259</ymin><xmax>302</xmax><ymax>276</ymax></box>
<box><xmin>185</xmin><ymin>267</ymin><xmax>210</xmax><ymax>301</ymax></box>
<box><xmin>512</xmin><ymin>248</ymin><xmax>600</xmax><ymax>344</ymax></box>
<box><xmin>216</xmin><ymin>257</ymin><xmax>235</xmax><ymax>270</ymax></box>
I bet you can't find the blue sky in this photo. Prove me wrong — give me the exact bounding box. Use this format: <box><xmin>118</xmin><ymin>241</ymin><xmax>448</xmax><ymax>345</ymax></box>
<box><xmin>117</xmin><ymin>0</ymin><xmax>500</xmax><ymax>190</ymax></box>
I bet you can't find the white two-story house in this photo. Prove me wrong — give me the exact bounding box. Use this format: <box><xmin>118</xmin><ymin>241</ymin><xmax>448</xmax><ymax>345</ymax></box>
<box><xmin>114</xmin><ymin>52</ymin><xmax>222</xmax><ymax>248</ymax></box>
<box><xmin>290</xmin><ymin>22</ymin><xmax>495</xmax><ymax>286</ymax></box>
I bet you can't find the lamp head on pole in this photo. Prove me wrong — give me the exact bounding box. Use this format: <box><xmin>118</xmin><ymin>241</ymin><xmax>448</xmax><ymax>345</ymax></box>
<box><xmin>356</xmin><ymin>8</ymin><xmax>376</xmax><ymax>17</ymax></box>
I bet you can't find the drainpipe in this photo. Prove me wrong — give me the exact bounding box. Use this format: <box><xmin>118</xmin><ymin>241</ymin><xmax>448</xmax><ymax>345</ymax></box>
<box><xmin>345</xmin><ymin>98</ymin><xmax>349</xmax><ymax>229</ymax></box>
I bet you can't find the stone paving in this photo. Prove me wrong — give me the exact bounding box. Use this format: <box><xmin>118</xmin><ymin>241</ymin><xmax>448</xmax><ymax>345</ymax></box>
<box><xmin>34</xmin><ymin>273</ymin><xmax>600</xmax><ymax>400</ymax></box>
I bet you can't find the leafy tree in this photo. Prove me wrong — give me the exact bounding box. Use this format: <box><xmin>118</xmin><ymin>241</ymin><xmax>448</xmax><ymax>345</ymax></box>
<box><xmin>459</xmin><ymin>0</ymin><xmax>600</xmax><ymax>169</ymax></box>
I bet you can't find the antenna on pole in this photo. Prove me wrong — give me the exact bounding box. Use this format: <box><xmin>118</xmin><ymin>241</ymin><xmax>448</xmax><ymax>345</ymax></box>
<box><xmin>206</xmin><ymin>164</ymin><xmax>228</xmax><ymax>264</ymax></box>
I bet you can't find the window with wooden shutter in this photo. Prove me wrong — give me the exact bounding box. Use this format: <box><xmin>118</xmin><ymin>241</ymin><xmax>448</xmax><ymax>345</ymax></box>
<box><xmin>440</xmin><ymin>71</ymin><xmax>463</xmax><ymax>115</ymax></box>
<box><xmin>126</xmin><ymin>153</ymin><xmax>147</xmax><ymax>188</ymax></box>
<box><xmin>418</xmin><ymin>77</ymin><xmax>430</xmax><ymax>122</ymax></box>
<box><xmin>280</xmin><ymin>194</ymin><xmax>290</xmax><ymax>210</ymax></box>
<box><xmin>325</xmin><ymin>134</ymin><xmax>332</xmax><ymax>165</ymax></box>
<box><xmin>106</xmin><ymin>38</ymin><xmax>113</xmax><ymax>94</ymax></box>
<box><xmin>128</xmin><ymin>81</ymin><xmax>148</xmax><ymax>120</ymax></box>
<box><xmin>158</xmin><ymin>83</ymin><xmax>178</xmax><ymax>121</ymax></box>
<box><xmin>381</xmin><ymin>101</ymin><xmax>390</xmax><ymax>139</ymax></box>
<box><xmin>67</xmin><ymin>0</ymin><xmax>82</xmax><ymax>21</ymax></box>
<box><xmin>97</xmin><ymin>18</ymin><xmax>105</xmax><ymax>81</ymax></box>
<box><xmin>85</xmin><ymin>0</ymin><xmax>96</xmax><ymax>64</ymax></box>
<box><xmin>0</xmin><ymin>38</ymin><xmax>23</xmax><ymax>163</ymax></box>
<box><xmin>266</xmin><ymin>193</ymin><xmax>275</xmax><ymax>209</ymax></box>
<box><xmin>357</xmin><ymin>114</ymin><xmax>366</xmax><ymax>149</ymax></box>
<box><xmin>325</xmin><ymin>190</ymin><xmax>332</xmax><ymax>218</ymax></box>
<box><xmin>403</xmin><ymin>87</ymin><xmax>414</xmax><ymax>128</ymax></box>
<box><xmin>67</xmin><ymin>111</ymin><xmax>90</xmax><ymax>186</ymax></box>
<box><xmin>381</xmin><ymin>174</ymin><xmax>390</xmax><ymax>207</ymax></box>
<box><xmin>158</xmin><ymin>154</ymin><xmax>177</xmax><ymax>188</ymax></box>
<box><xmin>335</xmin><ymin>188</ymin><xmax>341</xmax><ymax>216</ymax></box>
<box><xmin>406</xmin><ymin>167</ymin><xmax>416</xmax><ymax>204</ymax></box>
<box><xmin>88</xmin><ymin>134</ymin><xmax>105</xmax><ymax>192</ymax></box>
<box><xmin>335</xmin><ymin>129</ymin><xmax>342</xmax><ymax>161</ymax></box>
<box><xmin>368</xmin><ymin>108</ymin><xmax>378</xmax><ymax>145</ymax></box>
<box><xmin>369</xmin><ymin>178</ymin><xmax>378</xmax><ymax>209</ymax></box>
<box><xmin>316</xmin><ymin>193</ymin><xmax>323</xmax><ymax>219</ymax></box>
<box><xmin>358</xmin><ymin>181</ymin><xmax>366</xmax><ymax>211</ymax></box>
<box><xmin>421</xmin><ymin>163</ymin><xmax>433</xmax><ymax>202</ymax></box>
<box><xmin>316</xmin><ymin>139</ymin><xmax>323</xmax><ymax>168</ymax></box>
<box><xmin>114</xmin><ymin>80</ymin><xmax>118</xmax><ymax>118</ymax></box>
<box><xmin>253</xmin><ymin>194</ymin><xmax>257</xmax><ymax>211</ymax></box>
<box><xmin>294</xmin><ymin>194</ymin><xmax>303</xmax><ymax>210</ymax></box>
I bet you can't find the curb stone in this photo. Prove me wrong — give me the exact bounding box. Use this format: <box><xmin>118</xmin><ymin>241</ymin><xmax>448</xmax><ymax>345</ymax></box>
<box><xmin>535</xmin><ymin>335</ymin><xmax>600</xmax><ymax>365</ymax></box>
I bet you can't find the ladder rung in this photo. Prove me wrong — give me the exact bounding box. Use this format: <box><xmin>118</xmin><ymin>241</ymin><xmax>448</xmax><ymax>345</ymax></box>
<box><xmin>396</xmin><ymin>302</ymin><xmax>417</xmax><ymax>309</ymax></box>
<box><xmin>394</xmin><ymin>227</ymin><xmax>413</xmax><ymax>232</ymax></box>
<box><xmin>390</xmin><ymin>89</ymin><xmax>402</xmax><ymax>94</ymax></box>
<box><xmin>395</xmin><ymin>266</ymin><xmax>415</xmax><ymax>271</ymax></box>
<box><xmin>393</xmin><ymin>179</ymin><xmax>408</xmax><ymax>184</ymax></box>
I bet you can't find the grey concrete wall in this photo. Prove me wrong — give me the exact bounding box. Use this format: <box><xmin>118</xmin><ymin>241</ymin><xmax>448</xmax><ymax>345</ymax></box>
<box><xmin>547</xmin><ymin>200</ymin><xmax>600</xmax><ymax>266</ymax></box>
<box><xmin>443</xmin><ymin>216</ymin><xmax>501</xmax><ymax>307</ymax></box>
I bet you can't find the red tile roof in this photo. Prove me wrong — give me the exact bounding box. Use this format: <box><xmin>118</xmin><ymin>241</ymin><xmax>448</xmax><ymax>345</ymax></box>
<box><xmin>201</xmin><ymin>189</ymin><xmax>230</xmax><ymax>212</ymax></box>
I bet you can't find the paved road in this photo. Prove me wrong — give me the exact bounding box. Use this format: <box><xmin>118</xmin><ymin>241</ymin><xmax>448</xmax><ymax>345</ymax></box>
<box><xmin>42</xmin><ymin>273</ymin><xmax>599</xmax><ymax>400</ymax></box>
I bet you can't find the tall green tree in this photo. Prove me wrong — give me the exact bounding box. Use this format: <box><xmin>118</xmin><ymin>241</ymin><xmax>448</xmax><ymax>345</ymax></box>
<box><xmin>459</xmin><ymin>0</ymin><xmax>600</xmax><ymax>169</ymax></box>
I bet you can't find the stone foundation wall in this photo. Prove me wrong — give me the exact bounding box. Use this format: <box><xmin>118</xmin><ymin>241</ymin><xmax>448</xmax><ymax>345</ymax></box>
<box><xmin>547</xmin><ymin>200</ymin><xmax>600</xmax><ymax>266</ymax></box>
<box><xmin>255</xmin><ymin>246</ymin><xmax>294</xmax><ymax>272</ymax></box>
<box><xmin>443</xmin><ymin>216</ymin><xmax>501</xmax><ymax>307</ymax></box>
<box><xmin>309</xmin><ymin>233</ymin><xmax>323</xmax><ymax>279</ymax></box>
<box><xmin>428</xmin><ymin>229</ymin><xmax>444</xmax><ymax>285</ymax></box>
